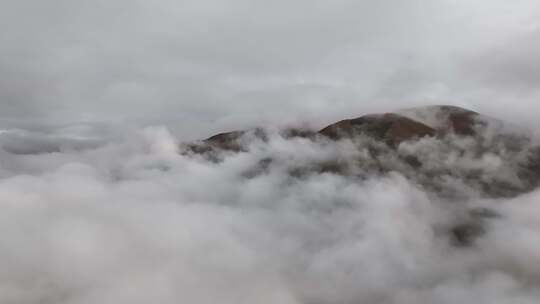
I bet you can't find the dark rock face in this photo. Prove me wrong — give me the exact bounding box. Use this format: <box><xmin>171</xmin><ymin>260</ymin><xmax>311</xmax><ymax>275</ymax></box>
<box><xmin>204</xmin><ymin>128</ymin><xmax>268</xmax><ymax>151</ymax></box>
<box><xmin>182</xmin><ymin>128</ymin><xmax>267</xmax><ymax>158</ymax></box>
<box><xmin>445</xmin><ymin>107</ymin><xmax>478</xmax><ymax>136</ymax></box>
<box><xmin>205</xmin><ymin>130</ymin><xmax>247</xmax><ymax>150</ymax></box>
<box><xmin>450</xmin><ymin>208</ymin><xmax>500</xmax><ymax>247</ymax></box>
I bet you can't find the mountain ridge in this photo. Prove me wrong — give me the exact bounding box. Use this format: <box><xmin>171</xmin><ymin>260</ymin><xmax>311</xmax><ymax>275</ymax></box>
<box><xmin>180</xmin><ymin>105</ymin><xmax>540</xmax><ymax>247</ymax></box>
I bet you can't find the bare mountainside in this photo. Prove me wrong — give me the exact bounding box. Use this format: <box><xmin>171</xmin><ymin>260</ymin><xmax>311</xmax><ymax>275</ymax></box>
<box><xmin>5</xmin><ymin>106</ymin><xmax>540</xmax><ymax>303</ymax></box>
<box><xmin>183</xmin><ymin>105</ymin><xmax>540</xmax><ymax>200</ymax></box>
<box><xmin>181</xmin><ymin>105</ymin><xmax>540</xmax><ymax>247</ymax></box>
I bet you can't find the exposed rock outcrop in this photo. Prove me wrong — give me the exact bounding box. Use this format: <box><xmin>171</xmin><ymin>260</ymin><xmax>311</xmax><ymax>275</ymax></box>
<box><xmin>180</xmin><ymin>105</ymin><xmax>540</xmax><ymax>247</ymax></box>
<box><xmin>181</xmin><ymin>105</ymin><xmax>540</xmax><ymax>199</ymax></box>
<box><xmin>318</xmin><ymin>113</ymin><xmax>436</xmax><ymax>145</ymax></box>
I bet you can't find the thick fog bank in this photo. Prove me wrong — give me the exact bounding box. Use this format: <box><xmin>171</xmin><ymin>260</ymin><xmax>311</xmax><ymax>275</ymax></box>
<box><xmin>1</xmin><ymin>125</ymin><xmax>540</xmax><ymax>304</ymax></box>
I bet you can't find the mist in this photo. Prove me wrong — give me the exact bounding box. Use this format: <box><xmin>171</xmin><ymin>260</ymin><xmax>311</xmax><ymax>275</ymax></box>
<box><xmin>0</xmin><ymin>122</ymin><xmax>539</xmax><ymax>303</ymax></box>
<box><xmin>2</xmin><ymin>0</ymin><xmax>540</xmax><ymax>303</ymax></box>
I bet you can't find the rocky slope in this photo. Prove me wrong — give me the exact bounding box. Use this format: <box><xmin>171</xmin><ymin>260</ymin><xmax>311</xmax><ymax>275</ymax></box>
<box><xmin>183</xmin><ymin>105</ymin><xmax>539</xmax><ymax>197</ymax></box>
<box><xmin>181</xmin><ymin>105</ymin><xmax>540</xmax><ymax>246</ymax></box>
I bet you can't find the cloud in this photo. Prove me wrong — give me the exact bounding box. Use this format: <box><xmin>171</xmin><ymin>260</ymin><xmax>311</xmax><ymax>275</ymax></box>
<box><xmin>2</xmin><ymin>0</ymin><xmax>540</xmax><ymax>302</ymax></box>
<box><xmin>1</xmin><ymin>0</ymin><xmax>540</xmax><ymax>138</ymax></box>
<box><xmin>0</xmin><ymin>123</ymin><xmax>539</xmax><ymax>303</ymax></box>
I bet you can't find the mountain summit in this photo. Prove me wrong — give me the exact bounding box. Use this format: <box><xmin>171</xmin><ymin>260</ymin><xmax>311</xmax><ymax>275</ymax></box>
<box><xmin>181</xmin><ymin>105</ymin><xmax>540</xmax><ymax>247</ymax></box>
<box><xmin>183</xmin><ymin>105</ymin><xmax>540</xmax><ymax>199</ymax></box>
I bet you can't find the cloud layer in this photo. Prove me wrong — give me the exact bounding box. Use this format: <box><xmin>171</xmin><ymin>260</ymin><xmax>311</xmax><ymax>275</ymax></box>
<box><xmin>1</xmin><ymin>121</ymin><xmax>540</xmax><ymax>303</ymax></box>
<box><xmin>2</xmin><ymin>1</ymin><xmax>540</xmax><ymax>302</ymax></box>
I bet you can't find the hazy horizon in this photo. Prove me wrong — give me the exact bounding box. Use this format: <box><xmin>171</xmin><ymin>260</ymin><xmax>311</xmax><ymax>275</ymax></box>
<box><xmin>2</xmin><ymin>0</ymin><xmax>540</xmax><ymax>140</ymax></box>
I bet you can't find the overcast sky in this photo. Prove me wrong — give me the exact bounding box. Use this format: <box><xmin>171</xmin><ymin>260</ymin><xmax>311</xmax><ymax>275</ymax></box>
<box><xmin>1</xmin><ymin>0</ymin><xmax>539</xmax><ymax>139</ymax></box>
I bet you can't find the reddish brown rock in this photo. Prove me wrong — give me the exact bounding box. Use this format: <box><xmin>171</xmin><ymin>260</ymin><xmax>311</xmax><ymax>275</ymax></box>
<box><xmin>318</xmin><ymin>113</ymin><xmax>436</xmax><ymax>146</ymax></box>
<box><xmin>447</xmin><ymin>109</ymin><xmax>478</xmax><ymax>136</ymax></box>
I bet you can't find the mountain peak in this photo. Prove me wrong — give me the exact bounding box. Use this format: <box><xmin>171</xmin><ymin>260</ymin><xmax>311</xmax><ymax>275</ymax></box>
<box><xmin>186</xmin><ymin>105</ymin><xmax>484</xmax><ymax>153</ymax></box>
<box><xmin>181</xmin><ymin>105</ymin><xmax>540</xmax><ymax>199</ymax></box>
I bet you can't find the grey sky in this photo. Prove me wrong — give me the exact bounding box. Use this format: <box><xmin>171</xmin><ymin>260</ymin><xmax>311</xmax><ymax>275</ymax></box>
<box><xmin>1</xmin><ymin>0</ymin><xmax>539</xmax><ymax>139</ymax></box>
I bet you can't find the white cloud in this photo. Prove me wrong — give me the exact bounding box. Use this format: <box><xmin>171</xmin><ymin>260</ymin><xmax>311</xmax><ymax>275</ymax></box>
<box><xmin>1</xmin><ymin>0</ymin><xmax>540</xmax><ymax>138</ymax></box>
<box><xmin>0</xmin><ymin>124</ymin><xmax>539</xmax><ymax>303</ymax></box>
